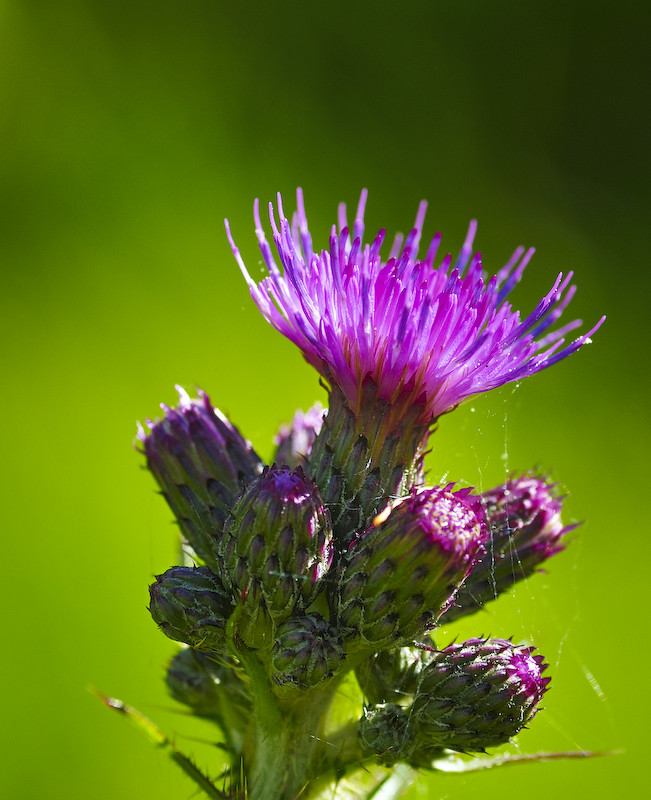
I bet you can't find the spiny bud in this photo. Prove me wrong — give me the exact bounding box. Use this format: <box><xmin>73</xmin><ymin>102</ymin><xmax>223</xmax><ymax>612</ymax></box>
<box><xmin>358</xmin><ymin>703</ymin><xmax>416</xmax><ymax>766</ymax></box>
<box><xmin>220</xmin><ymin>465</ymin><xmax>334</xmax><ymax>646</ymax></box>
<box><xmin>270</xmin><ymin>613</ymin><xmax>345</xmax><ymax>689</ymax></box>
<box><xmin>355</xmin><ymin>647</ymin><xmax>435</xmax><ymax>706</ymax></box>
<box><xmin>273</xmin><ymin>403</ymin><xmax>325</xmax><ymax>468</ymax></box>
<box><xmin>335</xmin><ymin>487</ymin><xmax>486</xmax><ymax>648</ymax></box>
<box><xmin>410</xmin><ymin>637</ymin><xmax>550</xmax><ymax>757</ymax></box>
<box><xmin>166</xmin><ymin>648</ymin><xmax>224</xmax><ymax>715</ymax></box>
<box><xmin>166</xmin><ymin>648</ymin><xmax>251</xmax><ymax>726</ymax></box>
<box><xmin>137</xmin><ymin>387</ymin><xmax>263</xmax><ymax>569</ymax></box>
<box><xmin>148</xmin><ymin>566</ymin><xmax>233</xmax><ymax>652</ymax></box>
<box><xmin>441</xmin><ymin>475</ymin><xmax>574</xmax><ymax>624</ymax></box>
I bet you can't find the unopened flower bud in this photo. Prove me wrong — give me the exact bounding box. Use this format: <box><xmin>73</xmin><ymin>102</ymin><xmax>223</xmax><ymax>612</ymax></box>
<box><xmin>410</xmin><ymin>637</ymin><xmax>550</xmax><ymax>757</ymax></box>
<box><xmin>149</xmin><ymin>566</ymin><xmax>233</xmax><ymax>652</ymax></box>
<box><xmin>273</xmin><ymin>403</ymin><xmax>325</xmax><ymax>468</ymax></box>
<box><xmin>137</xmin><ymin>388</ymin><xmax>263</xmax><ymax>568</ymax></box>
<box><xmin>220</xmin><ymin>466</ymin><xmax>333</xmax><ymax>643</ymax></box>
<box><xmin>355</xmin><ymin>647</ymin><xmax>434</xmax><ymax>706</ymax></box>
<box><xmin>166</xmin><ymin>648</ymin><xmax>252</xmax><ymax>751</ymax></box>
<box><xmin>358</xmin><ymin>703</ymin><xmax>415</xmax><ymax>765</ymax></box>
<box><xmin>270</xmin><ymin>613</ymin><xmax>345</xmax><ymax>688</ymax></box>
<box><xmin>336</xmin><ymin>487</ymin><xmax>486</xmax><ymax>648</ymax></box>
<box><xmin>441</xmin><ymin>475</ymin><xmax>573</xmax><ymax>624</ymax></box>
<box><xmin>166</xmin><ymin>648</ymin><xmax>224</xmax><ymax>715</ymax></box>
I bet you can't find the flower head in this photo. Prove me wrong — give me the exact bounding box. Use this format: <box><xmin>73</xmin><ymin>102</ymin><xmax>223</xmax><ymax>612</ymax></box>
<box><xmin>270</xmin><ymin>612</ymin><xmax>345</xmax><ymax>689</ymax></box>
<box><xmin>219</xmin><ymin>465</ymin><xmax>333</xmax><ymax>646</ymax></box>
<box><xmin>136</xmin><ymin>387</ymin><xmax>263</xmax><ymax>568</ymax></box>
<box><xmin>226</xmin><ymin>189</ymin><xmax>604</xmax><ymax>424</ymax></box>
<box><xmin>441</xmin><ymin>474</ymin><xmax>575</xmax><ymax>623</ymax></box>
<box><xmin>410</xmin><ymin>637</ymin><xmax>550</xmax><ymax>755</ymax></box>
<box><xmin>335</xmin><ymin>486</ymin><xmax>487</xmax><ymax>647</ymax></box>
<box><xmin>148</xmin><ymin>566</ymin><xmax>234</xmax><ymax>653</ymax></box>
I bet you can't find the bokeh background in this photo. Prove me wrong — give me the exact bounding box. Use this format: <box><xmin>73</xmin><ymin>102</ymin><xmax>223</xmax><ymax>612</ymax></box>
<box><xmin>2</xmin><ymin>1</ymin><xmax>648</xmax><ymax>798</ymax></box>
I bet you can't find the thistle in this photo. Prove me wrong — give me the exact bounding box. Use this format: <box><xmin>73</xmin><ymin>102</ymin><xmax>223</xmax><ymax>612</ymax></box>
<box><xmin>137</xmin><ymin>387</ymin><xmax>263</xmax><ymax>569</ymax></box>
<box><xmin>108</xmin><ymin>188</ymin><xmax>604</xmax><ymax>800</ymax></box>
<box><xmin>227</xmin><ymin>190</ymin><xmax>603</xmax><ymax>539</ymax></box>
<box><xmin>335</xmin><ymin>487</ymin><xmax>487</xmax><ymax>648</ymax></box>
<box><xmin>408</xmin><ymin>638</ymin><xmax>550</xmax><ymax>759</ymax></box>
<box><xmin>441</xmin><ymin>474</ymin><xmax>574</xmax><ymax>623</ymax></box>
<box><xmin>218</xmin><ymin>464</ymin><xmax>333</xmax><ymax>648</ymax></box>
<box><xmin>270</xmin><ymin>612</ymin><xmax>345</xmax><ymax>688</ymax></box>
<box><xmin>148</xmin><ymin>566</ymin><xmax>233</xmax><ymax>653</ymax></box>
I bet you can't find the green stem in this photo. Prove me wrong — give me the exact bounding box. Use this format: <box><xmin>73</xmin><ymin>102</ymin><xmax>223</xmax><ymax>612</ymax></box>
<box><xmin>236</xmin><ymin>646</ymin><xmax>352</xmax><ymax>800</ymax></box>
<box><xmin>251</xmin><ymin>682</ymin><xmax>343</xmax><ymax>800</ymax></box>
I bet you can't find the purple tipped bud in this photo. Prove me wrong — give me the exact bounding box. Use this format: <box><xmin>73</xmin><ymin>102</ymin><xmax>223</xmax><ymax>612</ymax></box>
<box><xmin>137</xmin><ymin>388</ymin><xmax>263</xmax><ymax>569</ymax></box>
<box><xmin>410</xmin><ymin>637</ymin><xmax>550</xmax><ymax>756</ymax></box>
<box><xmin>219</xmin><ymin>466</ymin><xmax>334</xmax><ymax>645</ymax></box>
<box><xmin>271</xmin><ymin>613</ymin><xmax>345</xmax><ymax>689</ymax></box>
<box><xmin>336</xmin><ymin>487</ymin><xmax>487</xmax><ymax>648</ymax></box>
<box><xmin>148</xmin><ymin>566</ymin><xmax>233</xmax><ymax>652</ymax></box>
<box><xmin>273</xmin><ymin>403</ymin><xmax>325</xmax><ymax>468</ymax></box>
<box><xmin>358</xmin><ymin>703</ymin><xmax>416</xmax><ymax>766</ymax></box>
<box><xmin>356</xmin><ymin>647</ymin><xmax>435</xmax><ymax>706</ymax></box>
<box><xmin>441</xmin><ymin>475</ymin><xmax>573</xmax><ymax>624</ymax></box>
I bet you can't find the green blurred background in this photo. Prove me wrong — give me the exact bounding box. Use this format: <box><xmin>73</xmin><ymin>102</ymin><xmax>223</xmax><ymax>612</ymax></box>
<box><xmin>1</xmin><ymin>1</ymin><xmax>648</xmax><ymax>798</ymax></box>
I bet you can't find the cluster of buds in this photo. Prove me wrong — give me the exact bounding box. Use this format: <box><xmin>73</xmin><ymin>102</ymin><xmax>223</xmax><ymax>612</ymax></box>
<box><xmin>141</xmin><ymin>389</ymin><xmax>562</xmax><ymax>764</ymax></box>
<box><xmin>134</xmin><ymin>189</ymin><xmax>601</xmax><ymax>800</ymax></box>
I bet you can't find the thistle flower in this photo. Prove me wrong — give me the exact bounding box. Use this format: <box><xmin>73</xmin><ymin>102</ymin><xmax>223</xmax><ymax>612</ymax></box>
<box><xmin>124</xmin><ymin>188</ymin><xmax>602</xmax><ymax>800</ymax></box>
<box><xmin>335</xmin><ymin>487</ymin><xmax>487</xmax><ymax>648</ymax></box>
<box><xmin>441</xmin><ymin>474</ymin><xmax>574</xmax><ymax>624</ymax></box>
<box><xmin>226</xmin><ymin>189</ymin><xmax>604</xmax><ymax>428</ymax></box>
<box><xmin>409</xmin><ymin>637</ymin><xmax>550</xmax><ymax>758</ymax></box>
<box><xmin>137</xmin><ymin>387</ymin><xmax>263</xmax><ymax>569</ymax></box>
<box><xmin>226</xmin><ymin>190</ymin><xmax>603</xmax><ymax>539</ymax></box>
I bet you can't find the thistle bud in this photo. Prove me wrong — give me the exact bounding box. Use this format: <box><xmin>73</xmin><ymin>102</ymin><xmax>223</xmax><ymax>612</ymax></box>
<box><xmin>441</xmin><ymin>475</ymin><xmax>573</xmax><ymax>624</ymax></box>
<box><xmin>358</xmin><ymin>703</ymin><xmax>415</xmax><ymax>765</ymax></box>
<box><xmin>335</xmin><ymin>487</ymin><xmax>486</xmax><ymax>648</ymax></box>
<box><xmin>273</xmin><ymin>403</ymin><xmax>325</xmax><ymax>468</ymax></box>
<box><xmin>137</xmin><ymin>387</ymin><xmax>263</xmax><ymax>568</ymax></box>
<box><xmin>410</xmin><ymin>637</ymin><xmax>550</xmax><ymax>757</ymax></box>
<box><xmin>220</xmin><ymin>466</ymin><xmax>333</xmax><ymax>643</ymax></box>
<box><xmin>149</xmin><ymin>566</ymin><xmax>233</xmax><ymax>652</ymax></box>
<box><xmin>270</xmin><ymin>613</ymin><xmax>345</xmax><ymax>688</ymax></box>
<box><xmin>166</xmin><ymin>648</ymin><xmax>252</xmax><ymax>752</ymax></box>
<box><xmin>166</xmin><ymin>648</ymin><xmax>225</xmax><ymax>715</ymax></box>
<box><xmin>355</xmin><ymin>647</ymin><xmax>434</xmax><ymax>706</ymax></box>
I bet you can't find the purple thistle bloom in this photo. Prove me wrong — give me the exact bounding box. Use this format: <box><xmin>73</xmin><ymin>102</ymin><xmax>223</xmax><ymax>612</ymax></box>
<box><xmin>226</xmin><ymin>189</ymin><xmax>604</xmax><ymax>425</ymax></box>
